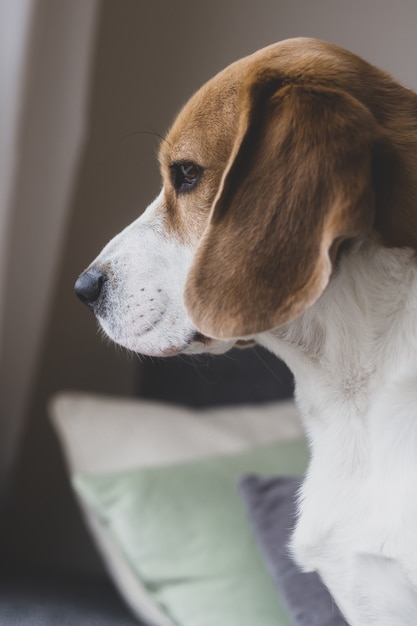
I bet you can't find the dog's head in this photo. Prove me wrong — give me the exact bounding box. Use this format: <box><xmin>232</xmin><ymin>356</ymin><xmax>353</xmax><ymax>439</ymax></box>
<box><xmin>75</xmin><ymin>37</ymin><xmax>416</xmax><ymax>357</ymax></box>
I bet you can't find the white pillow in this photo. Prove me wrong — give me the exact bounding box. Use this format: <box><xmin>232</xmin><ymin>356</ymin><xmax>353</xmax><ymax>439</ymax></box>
<box><xmin>49</xmin><ymin>392</ymin><xmax>302</xmax><ymax>626</ymax></box>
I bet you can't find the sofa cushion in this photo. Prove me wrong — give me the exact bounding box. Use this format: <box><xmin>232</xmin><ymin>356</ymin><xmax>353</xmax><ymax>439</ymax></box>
<box><xmin>240</xmin><ymin>475</ymin><xmax>348</xmax><ymax>626</ymax></box>
<box><xmin>74</xmin><ymin>439</ymin><xmax>309</xmax><ymax>626</ymax></box>
<box><xmin>50</xmin><ymin>391</ymin><xmax>305</xmax><ymax>626</ymax></box>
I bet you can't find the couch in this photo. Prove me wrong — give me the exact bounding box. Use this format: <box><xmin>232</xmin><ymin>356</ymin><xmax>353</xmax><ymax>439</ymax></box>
<box><xmin>0</xmin><ymin>347</ymin><xmax>294</xmax><ymax>625</ymax></box>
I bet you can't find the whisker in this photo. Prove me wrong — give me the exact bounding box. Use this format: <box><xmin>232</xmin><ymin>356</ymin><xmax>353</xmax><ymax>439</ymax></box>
<box><xmin>253</xmin><ymin>347</ymin><xmax>287</xmax><ymax>385</ymax></box>
<box><xmin>145</xmin><ymin>123</ymin><xmax>173</xmax><ymax>148</ymax></box>
<box><xmin>120</xmin><ymin>124</ymin><xmax>173</xmax><ymax>151</ymax></box>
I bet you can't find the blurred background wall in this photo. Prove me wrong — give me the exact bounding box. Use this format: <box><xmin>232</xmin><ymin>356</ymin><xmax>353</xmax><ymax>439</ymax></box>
<box><xmin>1</xmin><ymin>0</ymin><xmax>416</xmax><ymax>576</ymax></box>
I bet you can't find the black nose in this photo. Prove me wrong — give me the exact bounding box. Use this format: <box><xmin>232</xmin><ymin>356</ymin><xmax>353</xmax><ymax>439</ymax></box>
<box><xmin>74</xmin><ymin>267</ymin><xmax>106</xmax><ymax>309</ymax></box>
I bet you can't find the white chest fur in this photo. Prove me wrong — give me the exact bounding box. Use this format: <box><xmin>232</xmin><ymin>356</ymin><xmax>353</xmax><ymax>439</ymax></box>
<box><xmin>258</xmin><ymin>239</ymin><xmax>417</xmax><ymax>622</ymax></box>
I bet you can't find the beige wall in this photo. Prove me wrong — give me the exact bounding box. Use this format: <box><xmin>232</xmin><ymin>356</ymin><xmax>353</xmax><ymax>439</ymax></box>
<box><xmin>3</xmin><ymin>0</ymin><xmax>417</xmax><ymax>574</ymax></box>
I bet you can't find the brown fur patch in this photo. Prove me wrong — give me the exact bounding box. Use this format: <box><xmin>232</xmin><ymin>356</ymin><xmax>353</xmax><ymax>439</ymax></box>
<box><xmin>157</xmin><ymin>38</ymin><xmax>417</xmax><ymax>337</ymax></box>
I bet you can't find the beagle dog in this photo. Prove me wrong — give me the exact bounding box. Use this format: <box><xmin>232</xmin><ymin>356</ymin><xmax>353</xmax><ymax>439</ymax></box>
<box><xmin>75</xmin><ymin>38</ymin><xmax>417</xmax><ymax>625</ymax></box>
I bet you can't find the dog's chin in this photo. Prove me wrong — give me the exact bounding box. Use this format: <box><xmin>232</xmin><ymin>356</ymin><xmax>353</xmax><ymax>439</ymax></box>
<box><xmin>97</xmin><ymin>318</ymin><xmax>234</xmax><ymax>358</ymax></box>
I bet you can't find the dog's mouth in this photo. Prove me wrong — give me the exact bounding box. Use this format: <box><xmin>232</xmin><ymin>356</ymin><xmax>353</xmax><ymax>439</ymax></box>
<box><xmin>236</xmin><ymin>339</ymin><xmax>256</xmax><ymax>348</ymax></box>
<box><xmin>191</xmin><ymin>332</ymin><xmax>256</xmax><ymax>350</ymax></box>
<box><xmin>191</xmin><ymin>331</ymin><xmax>213</xmax><ymax>345</ymax></box>
<box><xmin>153</xmin><ymin>332</ymin><xmax>216</xmax><ymax>358</ymax></box>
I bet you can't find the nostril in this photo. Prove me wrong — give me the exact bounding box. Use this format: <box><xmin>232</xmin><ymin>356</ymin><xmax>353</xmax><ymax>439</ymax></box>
<box><xmin>74</xmin><ymin>267</ymin><xmax>106</xmax><ymax>309</ymax></box>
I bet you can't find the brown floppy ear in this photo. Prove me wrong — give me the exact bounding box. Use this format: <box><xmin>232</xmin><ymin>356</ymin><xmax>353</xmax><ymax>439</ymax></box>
<box><xmin>184</xmin><ymin>76</ymin><xmax>380</xmax><ymax>339</ymax></box>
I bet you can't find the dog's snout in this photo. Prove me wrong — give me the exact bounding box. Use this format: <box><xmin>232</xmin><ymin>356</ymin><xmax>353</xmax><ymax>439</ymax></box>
<box><xmin>74</xmin><ymin>267</ymin><xmax>106</xmax><ymax>309</ymax></box>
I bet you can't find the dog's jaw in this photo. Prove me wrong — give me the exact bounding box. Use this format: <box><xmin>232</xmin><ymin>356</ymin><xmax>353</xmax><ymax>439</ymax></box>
<box><xmin>88</xmin><ymin>192</ymin><xmax>234</xmax><ymax>357</ymax></box>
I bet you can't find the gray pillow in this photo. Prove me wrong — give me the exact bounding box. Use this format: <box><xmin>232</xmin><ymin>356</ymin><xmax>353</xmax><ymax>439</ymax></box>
<box><xmin>239</xmin><ymin>476</ymin><xmax>348</xmax><ymax>626</ymax></box>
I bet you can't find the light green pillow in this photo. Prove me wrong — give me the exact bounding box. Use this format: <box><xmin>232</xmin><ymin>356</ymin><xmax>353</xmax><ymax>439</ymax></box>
<box><xmin>74</xmin><ymin>440</ymin><xmax>308</xmax><ymax>626</ymax></box>
<box><xmin>74</xmin><ymin>438</ymin><xmax>309</xmax><ymax>626</ymax></box>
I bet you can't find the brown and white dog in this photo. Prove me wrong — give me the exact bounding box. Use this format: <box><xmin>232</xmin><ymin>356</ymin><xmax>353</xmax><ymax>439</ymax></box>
<box><xmin>75</xmin><ymin>38</ymin><xmax>417</xmax><ymax>624</ymax></box>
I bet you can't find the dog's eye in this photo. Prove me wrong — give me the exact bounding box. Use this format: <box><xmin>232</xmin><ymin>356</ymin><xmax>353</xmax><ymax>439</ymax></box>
<box><xmin>170</xmin><ymin>162</ymin><xmax>201</xmax><ymax>194</ymax></box>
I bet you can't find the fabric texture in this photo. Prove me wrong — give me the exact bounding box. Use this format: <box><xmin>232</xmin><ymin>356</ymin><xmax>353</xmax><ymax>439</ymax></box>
<box><xmin>50</xmin><ymin>392</ymin><xmax>303</xmax><ymax>473</ymax></box>
<box><xmin>74</xmin><ymin>439</ymin><xmax>309</xmax><ymax>626</ymax></box>
<box><xmin>239</xmin><ymin>475</ymin><xmax>348</xmax><ymax>626</ymax></box>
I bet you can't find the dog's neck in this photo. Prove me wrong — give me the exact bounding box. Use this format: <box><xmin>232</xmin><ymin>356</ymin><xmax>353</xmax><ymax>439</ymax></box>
<box><xmin>258</xmin><ymin>237</ymin><xmax>417</xmax><ymax>578</ymax></box>
<box><xmin>259</xmin><ymin>238</ymin><xmax>417</xmax><ymax>453</ymax></box>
